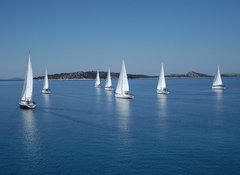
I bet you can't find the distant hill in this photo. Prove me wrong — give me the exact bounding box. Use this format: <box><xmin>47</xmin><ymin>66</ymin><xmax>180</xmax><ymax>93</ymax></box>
<box><xmin>222</xmin><ymin>73</ymin><xmax>240</xmax><ymax>77</ymax></box>
<box><xmin>34</xmin><ymin>71</ymin><xmax>240</xmax><ymax>80</ymax></box>
<box><xmin>0</xmin><ymin>77</ymin><xmax>23</xmax><ymax>81</ymax></box>
<box><xmin>34</xmin><ymin>71</ymin><xmax>155</xmax><ymax>80</ymax></box>
<box><xmin>166</xmin><ymin>71</ymin><xmax>211</xmax><ymax>78</ymax></box>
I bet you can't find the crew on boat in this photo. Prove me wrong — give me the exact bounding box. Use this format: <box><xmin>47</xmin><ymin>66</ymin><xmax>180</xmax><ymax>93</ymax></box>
<box><xmin>163</xmin><ymin>88</ymin><xmax>169</xmax><ymax>92</ymax></box>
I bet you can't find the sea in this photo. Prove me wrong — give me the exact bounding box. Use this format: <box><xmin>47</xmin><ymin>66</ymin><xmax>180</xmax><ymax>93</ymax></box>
<box><xmin>0</xmin><ymin>78</ymin><xmax>240</xmax><ymax>174</ymax></box>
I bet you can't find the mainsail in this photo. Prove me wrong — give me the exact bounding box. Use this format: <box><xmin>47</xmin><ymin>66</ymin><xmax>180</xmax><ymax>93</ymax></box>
<box><xmin>157</xmin><ymin>63</ymin><xmax>166</xmax><ymax>90</ymax></box>
<box><xmin>213</xmin><ymin>66</ymin><xmax>223</xmax><ymax>86</ymax></box>
<box><xmin>95</xmin><ymin>71</ymin><xmax>101</xmax><ymax>87</ymax></box>
<box><xmin>105</xmin><ymin>68</ymin><xmax>112</xmax><ymax>88</ymax></box>
<box><xmin>21</xmin><ymin>54</ymin><xmax>33</xmax><ymax>102</ymax></box>
<box><xmin>116</xmin><ymin>60</ymin><xmax>129</xmax><ymax>94</ymax></box>
<box><xmin>43</xmin><ymin>67</ymin><xmax>49</xmax><ymax>90</ymax></box>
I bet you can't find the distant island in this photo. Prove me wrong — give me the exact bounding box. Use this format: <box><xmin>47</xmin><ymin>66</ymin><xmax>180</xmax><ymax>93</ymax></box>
<box><xmin>1</xmin><ymin>71</ymin><xmax>239</xmax><ymax>81</ymax></box>
<box><xmin>0</xmin><ymin>77</ymin><xmax>24</xmax><ymax>81</ymax></box>
<box><xmin>33</xmin><ymin>71</ymin><xmax>240</xmax><ymax>80</ymax></box>
<box><xmin>165</xmin><ymin>71</ymin><xmax>212</xmax><ymax>78</ymax></box>
<box><xmin>34</xmin><ymin>71</ymin><xmax>154</xmax><ymax>80</ymax></box>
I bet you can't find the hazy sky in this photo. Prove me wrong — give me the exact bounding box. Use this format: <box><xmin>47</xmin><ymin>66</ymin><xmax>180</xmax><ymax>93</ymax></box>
<box><xmin>0</xmin><ymin>0</ymin><xmax>240</xmax><ymax>78</ymax></box>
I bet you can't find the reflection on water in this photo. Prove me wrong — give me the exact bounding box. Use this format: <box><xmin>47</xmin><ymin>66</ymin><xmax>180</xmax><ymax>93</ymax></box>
<box><xmin>43</xmin><ymin>94</ymin><xmax>50</xmax><ymax>108</ymax></box>
<box><xmin>157</xmin><ymin>94</ymin><xmax>167</xmax><ymax>117</ymax></box>
<box><xmin>95</xmin><ymin>88</ymin><xmax>101</xmax><ymax>109</ymax></box>
<box><xmin>95</xmin><ymin>88</ymin><xmax>101</xmax><ymax>96</ymax></box>
<box><xmin>95</xmin><ymin>88</ymin><xmax>101</xmax><ymax>99</ymax></box>
<box><xmin>213</xmin><ymin>89</ymin><xmax>223</xmax><ymax>112</ymax></box>
<box><xmin>115</xmin><ymin>99</ymin><xmax>130</xmax><ymax>131</ymax></box>
<box><xmin>20</xmin><ymin>110</ymin><xmax>40</xmax><ymax>164</ymax></box>
<box><xmin>105</xmin><ymin>91</ymin><xmax>113</xmax><ymax>113</ymax></box>
<box><xmin>105</xmin><ymin>90</ymin><xmax>113</xmax><ymax>102</ymax></box>
<box><xmin>157</xmin><ymin>94</ymin><xmax>168</xmax><ymax>139</ymax></box>
<box><xmin>212</xmin><ymin>89</ymin><xmax>224</xmax><ymax>125</ymax></box>
<box><xmin>213</xmin><ymin>89</ymin><xmax>223</xmax><ymax>100</ymax></box>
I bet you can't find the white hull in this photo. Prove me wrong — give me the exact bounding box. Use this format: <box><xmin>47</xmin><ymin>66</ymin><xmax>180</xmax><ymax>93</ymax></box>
<box><xmin>115</xmin><ymin>92</ymin><xmax>134</xmax><ymax>99</ymax></box>
<box><xmin>42</xmin><ymin>89</ymin><xmax>51</xmax><ymax>94</ymax></box>
<box><xmin>105</xmin><ymin>86</ymin><xmax>114</xmax><ymax>91</ymax></box>
<box><xmin>19</xmin><ymin>100</ymin><xmax>36</xmax><ymax>109</ymax></box>
<box><xmin>212</xmin><ymin>85</ymin><xmax>225</xmax><ymax>89</ymax></box>
<box><xmin>157</xmin><ymin>89</ymin><xmax>169</xmax><ymax>94</ymax></box>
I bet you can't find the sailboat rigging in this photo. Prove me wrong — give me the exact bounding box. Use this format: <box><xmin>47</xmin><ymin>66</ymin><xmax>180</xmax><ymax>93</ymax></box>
<box><xmin>212</xmin><ymin>65</ymin><xmax>225</xmax><ymax>89</ymax></box>
<box><xmin>95</xmin><ymin>70</ymin><xmax>101</xmax><ymax>88</ymax></box>
<box><xmin>105</xmin><ymin>68</ymin><xmax>114</xmax><ymax>91</ymax></box>
<box><xmin>115</xmin><ymin>60</ymin><xmax>134</xmax><ymax>99</ymax></box>
<box><xmin>19</xmin><ymin>53</ymin><xmax>36</xmax><ymax>109</ymax></box>
<box><xmin>42</xmin><ymin>67</ymin><xmax>51</xmax><ymax>94</ymax></box>
<box><xmin>157</xmin><ymin>63</ymin><xmax>169</xmax><ymax>94</ymax></box>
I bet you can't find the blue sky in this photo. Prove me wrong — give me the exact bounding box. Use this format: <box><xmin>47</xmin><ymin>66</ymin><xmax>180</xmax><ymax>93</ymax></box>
<box><xmin>0</xmin><ymin>0</ymin><xmax>240</xmax><ymax>78</ymax></box>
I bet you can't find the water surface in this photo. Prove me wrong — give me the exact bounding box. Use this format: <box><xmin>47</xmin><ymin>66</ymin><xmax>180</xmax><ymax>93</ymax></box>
<box><xmin>0</xmin><ymin>78</ymin><xmax>240</xmax><ymax>174</ymax></box>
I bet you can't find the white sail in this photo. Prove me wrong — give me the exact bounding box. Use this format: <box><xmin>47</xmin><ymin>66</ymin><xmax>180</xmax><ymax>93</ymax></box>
<box><xmin>157</xmin><ymin>63</ymin><xmax>166</xmax><ymax>90</ymax></box>
<box><xmin>213</xmin><ymin>66</ymin><xmax>223</xmax><ymax>86</ymax></box>
<box><xmin>21</xmin><ymin>55</ymin><xmax>33</xmax><ymax>102</ymax></box>
<box><xmin>156</xmin><ymin>63</ymin><xmax>169</xmax><ymax>94</ymax></box>
<box><xmin>105</xmin><ymin>68</ymin><xmax>112</xmax><ymax>88</ymax></box>
<box><xmin>95</xmin><ymin>70</ymin><xmax>101</xmax><ymax>87</ymax></box>
<box><xmin>116</xmin><ymin>60</ymin><xmax>129</xmax><ymax>94</ymax></box>
<box><xmin>43</xmin><ymin>67</ymin><xmax>49</xmax><ymax>90</ymax></box>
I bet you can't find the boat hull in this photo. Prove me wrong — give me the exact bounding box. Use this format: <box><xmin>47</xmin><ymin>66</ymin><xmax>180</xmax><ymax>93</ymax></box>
<box><xmin>19</xmin><ymin>100</ymin><xmax>36</xmax><ymax>109</ymax></box>
<box><xmin>212</xmin><ymin>85</ymin><xmax>225</xmax><ymax>89</ymax></box>
<box><xmin>157</xmin><ymin>89</ymin><xmax>169</xmax><ymax>94</ymax></box>
<box><xmin>115</xmin><ymin>93</ymin><xmax>134</xmax><ymax>99</ymax></box>
<box><xmin>105</xmin><ymin>87</ymin><xmax>114</xmax><ymax>91</ymax></box>
<box><xmin>42</xmin><ymin>89</ymin><xmax>51</xmax><ymax>94</ymax></box>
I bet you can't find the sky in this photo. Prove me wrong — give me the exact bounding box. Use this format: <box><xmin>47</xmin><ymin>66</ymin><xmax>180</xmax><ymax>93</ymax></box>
<box><xmin>0</xmin><ymin>0</ymin><xmax>240</xmax><ymax>78</ymax></box>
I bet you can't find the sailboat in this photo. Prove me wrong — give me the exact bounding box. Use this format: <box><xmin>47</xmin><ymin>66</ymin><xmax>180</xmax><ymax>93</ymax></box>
<box><xmin>157</xmin><ymin>63</ymin><xmax>169</xmax><ymax>94</ymax></box>
<box><xmin>212</xmin><ymin>65</ymin><xmax>225</xmax><ymax>89</ymax></box>
<box><xmin>95</xmin><ymin>70</ymin><xmax>101</xmax><ymax>88</ymax></box>
<box><xmin>105</xmin><ymin>68</ymin><xmax>114</xmax><ymax>91</ymax></box>
<box><xmin>42</xmin><ymin>67</ymin><xmax>51</xmax><ymax>94</ymax></box>
<box><xmin>19</xmin><ymin>53</ymin><xmax>36</xmax><ymax>109</ymax></box>
<box><xmin>115</xmin><ymin>60</ymin><xmax>134</xmax><ymax>99</ymax></box>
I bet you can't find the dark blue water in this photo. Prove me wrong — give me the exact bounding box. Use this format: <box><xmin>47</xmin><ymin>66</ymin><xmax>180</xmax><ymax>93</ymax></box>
<box><xmin>0</xmin><ymin>78</ymin><xmax>240</xmax><ymax>174</ymax></box>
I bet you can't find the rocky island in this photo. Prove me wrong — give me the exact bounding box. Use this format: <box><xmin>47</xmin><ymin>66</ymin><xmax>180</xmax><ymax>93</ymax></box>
<box><xmin>34</xmin><ymin>71</ymin><xmax>155</xmax><ymax>80</ymax></box>
<box><xmin>34</xmin><ymin>71</ymin><xmax>214</xmax><ymax>80</ymax></box>
<box><xmin>166</xmin><ymin>71</ymin><xmax>212</xmax><ymax>78</ymax></box>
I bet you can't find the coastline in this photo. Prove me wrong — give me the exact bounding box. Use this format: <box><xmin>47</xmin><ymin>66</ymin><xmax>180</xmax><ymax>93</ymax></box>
<box><xmin>2</xmin><ymin>71</ymin><xmax>240</xmax><ymax>81</ymax></box>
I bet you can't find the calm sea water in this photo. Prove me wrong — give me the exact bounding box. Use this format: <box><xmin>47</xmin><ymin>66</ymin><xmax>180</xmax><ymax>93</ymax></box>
<box><xmin>0</xmin><ymin>78</ymin><xmax>240</xmax><ymax>174</ymax></box>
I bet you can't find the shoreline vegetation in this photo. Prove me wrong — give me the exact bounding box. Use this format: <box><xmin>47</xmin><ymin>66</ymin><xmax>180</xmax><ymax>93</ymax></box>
<box><xmin>33</xmin><ymin>71</ymin><xmax>240</xmax><ymax>80</ymax></box>
<box><xmin>1</xmin><ymin>71</ymin><xmax>240</xmax><ymax>81</ymax></box>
